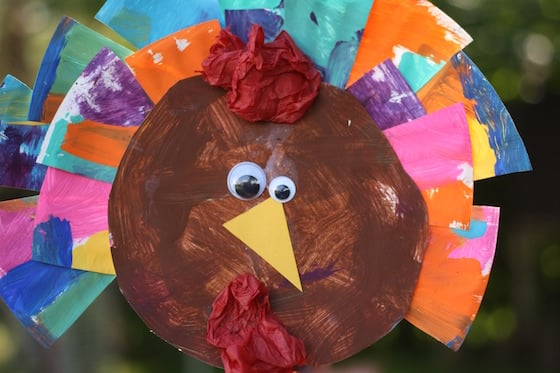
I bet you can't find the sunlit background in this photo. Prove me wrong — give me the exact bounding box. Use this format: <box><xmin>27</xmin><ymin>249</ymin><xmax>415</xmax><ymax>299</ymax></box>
<box><xmin>0</xmin><ymin>0</ymin><xmax>558</xmax><ymax>372</ymax></box>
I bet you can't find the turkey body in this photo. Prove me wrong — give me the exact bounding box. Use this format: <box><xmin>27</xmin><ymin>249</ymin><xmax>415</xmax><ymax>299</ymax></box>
<box><xmin>108</xmin><ymin>76</ymin><xmax>429</xmax><ymax>366</ymax></box>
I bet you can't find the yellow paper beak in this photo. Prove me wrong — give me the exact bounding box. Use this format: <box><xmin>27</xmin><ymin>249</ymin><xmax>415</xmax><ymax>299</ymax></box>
<box><xmin>223</xmin><ymin>198</ymin><xmax>302</xmax><ymax>291</ymax></box>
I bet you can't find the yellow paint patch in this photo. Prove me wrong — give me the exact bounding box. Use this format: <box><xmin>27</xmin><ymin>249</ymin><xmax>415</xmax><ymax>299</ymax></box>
<box><xmin>71</xmin><ymin>230</ymin><xmax>115</xmax><ymax>275</ymax></box>
<box><xmin>223</xmin><ymin>198</ymin><xmax>302</xmax><ymax>291</ymax></box>
<box><xmin>468</xmin><ymin>116</ymin><xmax>497</xmax><ymax>180</ymax></box>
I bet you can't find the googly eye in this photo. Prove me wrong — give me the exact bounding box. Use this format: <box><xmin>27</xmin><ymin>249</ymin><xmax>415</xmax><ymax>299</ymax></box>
<box><xmin>227</xmin><ymin>162</ymin><xmax>267</xmax><ymax>200</ymax></box>
<box><xmin>268</xmin><ymin>176</ymin><xmax>296</xmax><ymax>203</ymax></box>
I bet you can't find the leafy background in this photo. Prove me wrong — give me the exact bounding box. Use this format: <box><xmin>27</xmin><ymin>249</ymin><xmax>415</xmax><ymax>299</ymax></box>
<box><xmin>0</xmin><ymin>0</ymin><xmax>558</xmax><ymax>372</ymax></box>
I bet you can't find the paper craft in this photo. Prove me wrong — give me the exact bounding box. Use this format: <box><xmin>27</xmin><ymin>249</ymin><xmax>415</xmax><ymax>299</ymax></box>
<box><xmin>27</xmin><ymin>17</ymin><xmax>132</xmax><ymax>123</ymax></box>
<box><xmin>109</xmin><ymin>76</ymin><xmax>430</xmax><ymax>366</ymax></box>
<box><xmin>0</xmin><ymin>1</ymin><xmax>532</xmax><ymax>370</ymax></box>
<box><xmin>0</xmin><ymin>197</ymin><xmax>114</xmax><ymax>347</ymax></box>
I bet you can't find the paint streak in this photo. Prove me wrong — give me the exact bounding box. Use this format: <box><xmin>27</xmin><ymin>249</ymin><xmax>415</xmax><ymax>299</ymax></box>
<box><xmin>225</xmin><ymin>9</ymin><xmax>284</xmax><ymax>43</ymax></box>
<box><xmin>33</xmin><ymin>216</ymin><xmax>73</xmax><ymax>267</ymax></box>
<box><xmin>0</xmin><ymin>75</ymin><xmax>32</xmax><ymax>122</ymax></box>
<box><xmin>0</xmin><ymin>122</ymin><xmax>48</xmax><ymax>191</ymax></box>
<box><xmin>219</xmin><ymin>0</ymin><xmax>282</xmax><ymax>10</ymax></box>
<box><xmin>325</xmin><ymin>37</ymin><xmax>362</xmax><ymax>89</ymax></box>
<box><xmin>127</xmin><ymin>20</ymin><xmax>220</xmax><ymax>102</ymax></box>
<box><xmin>383</xmin><ymin>104</ymin><xmax>473</xmax><ymax>228</ymax></box>
<box><xmin>406</xmin><ymin>206</ymin><xmax>500</xmax><ymax>350</ymax></box>
<box><xmin>41</xmin><ymin>94</ymin><xmax>65</xmax><ymax>123</ymax></box>
<box><xmin>348</xmin><ymin>0</ymin><xmax>472</xmax><ymax>87</ymax></box>
<box><xmin>310</xmin><ymin>11</ymin><xmax>318</xmax><ymax>25</ymax></box>
<box><xmin>0</xmin><ymin>197</ymin><xmax>37</xmax><ymax>275</ymax></box>
<box><xmin>452</xmin><ymin>52</ymin><xmax>532</xmax><ymax>177</ymax></box>
<box><xmin>279</xmin><ymin>262</ymin><xmax>339</xmax><ymax>288</ymax></box>
<box><xmin>71</xmin><ymin>230</ymin><xmax>115</xmax><ymax>275</ymax></box>
<box><xmin>283</xmin><ymin>0</ymin><xmax>373</xmax><ymax>87</ymax></box>
<box><xmin>28</xmin><ymin>17</ymin><xmax>132</xmax><ymax>122</ymax></box>
<box><xmin>61</xmin><ymin>119</ymin><xmax>137</xmax><ymax>168</ymax></box>
<box><xmin>348</xmin><ymin>59</ymin><xmax>426</xmax><ymax>130</ymax></box>
<box><xmin>95</xmin><ymin>0</ymin><xmax>223</xmax><ymax>48</ymax></box>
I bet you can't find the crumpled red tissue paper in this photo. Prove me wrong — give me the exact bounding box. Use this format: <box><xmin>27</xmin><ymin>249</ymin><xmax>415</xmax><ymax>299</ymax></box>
<box><xmin>206</xmin><ymin>273</ymin><xmax>306</xmax><ymax>373</ymax></box>
<box><xmin>202</xmin><ymin>25</ymin><xmax>321</xmax><ymax>123</ymax></box>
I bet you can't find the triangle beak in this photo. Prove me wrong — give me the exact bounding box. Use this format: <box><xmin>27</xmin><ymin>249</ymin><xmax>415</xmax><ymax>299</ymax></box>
<box><xmin>223</xmin><ymin>198</ymin><xmax>302</xmax><ymax>291</ymax></box>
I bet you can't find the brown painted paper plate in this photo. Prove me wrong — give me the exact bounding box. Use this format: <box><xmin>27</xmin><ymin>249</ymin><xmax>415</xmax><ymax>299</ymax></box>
<box><xmin>108</xmin><ymin>76</ymin><xmax>429</xmax><ymax>366</ymax></box>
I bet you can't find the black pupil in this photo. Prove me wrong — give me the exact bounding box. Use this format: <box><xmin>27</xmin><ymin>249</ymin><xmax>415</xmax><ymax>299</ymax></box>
<box><xmin>274</xmin><ymin>184</ymin><xmax>291</xmax><ymax>200</ymax></box>
<box><xmin>235</xmin><ymin>175</ymin><xmax>260</xmax><ymax>199</ymax></box>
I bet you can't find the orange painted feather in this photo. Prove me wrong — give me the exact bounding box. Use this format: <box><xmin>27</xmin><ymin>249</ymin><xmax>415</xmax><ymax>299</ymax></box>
<box><xmin>61</xmin><ymin>119</ymin><xmax>137</xmax><ymax>168</ymax></box>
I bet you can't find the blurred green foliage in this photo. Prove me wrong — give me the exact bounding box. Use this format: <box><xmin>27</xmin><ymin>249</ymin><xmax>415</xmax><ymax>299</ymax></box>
<box><xmin>0</xmin><ymin>1</ymin><xmax>558</xmax><ymax>372</ymax></box>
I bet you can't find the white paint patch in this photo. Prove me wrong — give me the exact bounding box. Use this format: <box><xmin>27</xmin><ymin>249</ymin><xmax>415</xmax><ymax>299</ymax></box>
<box><xmin>370</xmin><ymin>66</ymin><xmax>386</xmax><ymax>82</ymax></box>
<box><xmin>391</xmin><ymin>44</ymin><xmax>411</xmax><ymax>67</ymax></box>
<box><xmin>457</xmin><ymin>162</ymin><xmax>473</xmax><ymax>188</ymax></box>
<box><xmin>425</xmin><ymin>187</ymin><xmax>439</xmax><ymax>199</ymax></box>
<box><xmin>377</xmin><ymin>182</ymin><xmax>399</xmax><ymax>216</ymax></box>
<box><xmin>73</xmin><ymin>236</ymin><xmax>90</xmax><ymax>248</ymax></box>
<box><xmin>63</xmin><ymin>56</ymin><xmax>123</xmax><ymax>115</ymax></box>
<box><xmin>148</xmin><ymin>49</ymin><xmax>164</xmax><ymax>64</ymax></box>
<box><xmin>388</xmin><ymin>92</ymin><xmax>409</xmax><ymax>104</ymax></box>
<box><xmin>152</xmin><ymin>52</ymin><xmax>163</xmax><ymax>64</ymax></box>
<box><xmin>175</xmin><ymin>37</ymin><xmax>190</xmax><ymax>52</ymax></box>
<box><xmin>0</xmin><ymin>130</ymin><xmax>7</xmax><ymax>142</ymax></box>
<box><xmin>419</xmin><ymin>0</ymin><xmax>472</xmax><ymax>46</ymax></box>
<box><xmin>449</xmin><ymin>220</ymin><xmax>468</xmax><ymax>230</ymax></box>
<box><xmin>99</xmin><ymin>61</ymin><xmax>123</xmax><ymax>92</ymax></box>
<box><xmin>481</xmin><ymin>261</ymin><xmax>493</xmax><ymax>277</ymax></box>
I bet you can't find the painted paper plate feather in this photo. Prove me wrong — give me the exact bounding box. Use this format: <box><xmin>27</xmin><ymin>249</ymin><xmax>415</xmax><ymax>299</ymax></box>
<box><xmin>0</xmin><ymin>0</ymin><xmax>531</xmax><ymax>371</ymax></box>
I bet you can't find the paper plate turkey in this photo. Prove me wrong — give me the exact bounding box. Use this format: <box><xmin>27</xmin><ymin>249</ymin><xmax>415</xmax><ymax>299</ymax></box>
<box><xmin>0</xmin><ymin>0</ymin><xmax>531</xmax><ymax>371</ymax></box>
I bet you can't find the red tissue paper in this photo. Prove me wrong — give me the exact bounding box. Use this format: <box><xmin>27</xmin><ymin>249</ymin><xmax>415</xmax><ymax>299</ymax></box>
<box><xmin>206</xmin><ymin>273</ymin><xmax>306</xmax><ymax>373</ymax></box>
<box><xmin>202</xmin><ymin>25</ymin><xmax>321</xmax><ymax>124</ymax></box>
